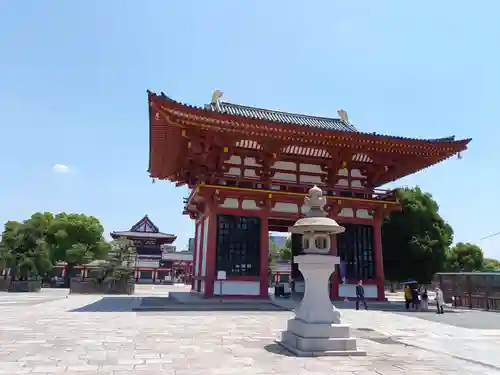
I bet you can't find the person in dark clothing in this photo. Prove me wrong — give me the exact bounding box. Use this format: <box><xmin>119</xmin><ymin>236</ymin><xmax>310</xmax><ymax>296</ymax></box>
<box><xmin>411</xmin><ymin>287</ymin><xmax>420</xmax><ymax>310</ymax></box>
<box><xmin>356</xmin><ymin>280</ymin><xmax>368</xmax><ymax>310</ymax></box>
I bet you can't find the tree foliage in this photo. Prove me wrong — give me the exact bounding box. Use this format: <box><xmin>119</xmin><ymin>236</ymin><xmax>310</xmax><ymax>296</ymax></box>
<box><xmin>46</xmin><ymin>213</ymin><xmax>110</xmax><ymax>265</ymax></box>
<box><xmin>444</xmin><ymin>242</ymin><xmax>484</xmax><ymax>272</ymax></box>
<box><xmin>0</xmin><ymin>216</ymin><xmax>53</xmax><ymax>280</ymax></box>
<box><xmin>96</xmin><ymin>237</ymin><xmax>136</xmax><ymax>286</ymax></box>
<box><xmin>382</xmin><ymin>187</ymin><xmax>453</xmax><ymax>284</ymax></box>
<box><xmin>279</xmin><ymin>237</ymin><xmax>293</xmax><ymax>261</ymax></box>
<box><xmin>484</xmin><ymin>258</ymin><xmax>500</xmax><ymax>270</ymax></box>
<box><xmin>0</xmin><ymin>212</ymin><xmax>110</xmax><ymax>282</ymax></box>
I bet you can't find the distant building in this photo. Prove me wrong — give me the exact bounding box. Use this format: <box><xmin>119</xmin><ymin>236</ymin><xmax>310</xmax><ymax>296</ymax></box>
<box><xmin>110</xmin><ymin>215</ymin><xmax>191</xmax><ymax>284</ymax></box>
<box><xmin>160</xmin><ymin>244</ymin><xmax>177</xmax><ymax>253</ymax></box>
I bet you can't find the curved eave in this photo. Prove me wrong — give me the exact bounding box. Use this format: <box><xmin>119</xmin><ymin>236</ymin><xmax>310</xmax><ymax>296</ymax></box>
<box><xmin>110</xmin><ymin>231</ymin><xmax>177</xmax><ymax>244</ymax></box>
<box><xmin>147</xmin><ymin>91</ymin><xmax>471</xmax><ymax>181</ymax></box>
<box><xmin>148</xmin><ymin>91</ymin><xmax>472</xmax><ymax>149</ymax></box>
<box><xmin>148</xmin><ymin>91</ymin><xmax>184</xmax><ymax>179</ymax></box>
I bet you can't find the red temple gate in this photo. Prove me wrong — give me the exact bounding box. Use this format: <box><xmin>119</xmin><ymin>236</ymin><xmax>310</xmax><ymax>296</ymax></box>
<box><xmin>147</xmin><ymin>90</ymin><xmax>470</xmax><ymax>300</ymax></box>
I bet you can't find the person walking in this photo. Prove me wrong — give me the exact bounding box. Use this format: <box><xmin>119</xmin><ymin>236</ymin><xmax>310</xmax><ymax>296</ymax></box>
<box><xmin>404</xmin><ymin>284</ymin><xmax>412</xmax><ymax>310</ymax></box>
<box><xmin>411</xmin><ymin>286</ymin><xmax>420</xmax><ymax>310</ymax></box>
<box><xmin>435</xmin><ymin>287</ymin><xmax>445</xmax><ymax>314</ymax></box>
<box><xmin>420</xmin><ymin>287</ymin><xmax>429</xmax><ymax>310</ymax></box>
<box><xmin>356</xmin><ymin>280</ymin><xmax>368</xmax><ymax>310</ymax></box>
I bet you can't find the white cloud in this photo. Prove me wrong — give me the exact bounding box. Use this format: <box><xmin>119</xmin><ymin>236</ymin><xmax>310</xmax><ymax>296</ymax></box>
<box><xmin>52</xmin><ymin>164</ymin><xmax>71</xmax><ymax>174</ymax></box>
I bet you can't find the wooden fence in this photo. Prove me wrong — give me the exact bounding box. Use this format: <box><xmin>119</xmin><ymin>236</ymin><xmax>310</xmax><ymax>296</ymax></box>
<box><xmin>435</xmin><ymin>272</ymin><xmax>500</xmax><ymax>311</ymax></box>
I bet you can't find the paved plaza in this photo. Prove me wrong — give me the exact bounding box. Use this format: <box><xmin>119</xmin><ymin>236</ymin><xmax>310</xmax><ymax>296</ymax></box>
<box><xmin>0</xmin><ymin>286</ymin><xmax>500</xmax><ymax>374</ymax></box>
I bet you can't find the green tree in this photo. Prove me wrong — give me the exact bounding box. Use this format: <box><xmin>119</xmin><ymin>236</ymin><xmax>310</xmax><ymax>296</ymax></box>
<box><xmin>0</xmin><ymin>216</ymin><xmax>53</xmax><ymax>280</ymax></box>
<box><xmin>46</xmin><ymin>213</ymin><xmax>111</xmax><ymax>287</ymax></box>
<box><xmin>1</xmin><ymin>212</ymin><xmax>111</xmax><ymax>286</ymax></box>
<box><xmin>484</xmin><ymin>258</ymin><xmax>500</xmax><ymax>270</ymax></box>
<box><xmin>279</xmin><ymin>238</ymin><xmax>293</xmax><ymax>261</ymax></box>
<box><xmin>96</xmin><ymin>237</ymin><xmax>136</xmax><ymax>288</ymax></box>
<box><xmin>382</xmin><ymin>187</ymin><xmax>453</xmax><ymax>284</ymax></box>
<box><xmin>444</xmin><ymin>242</ymin><xmax>484</xmax><ymax>272</ymax></box>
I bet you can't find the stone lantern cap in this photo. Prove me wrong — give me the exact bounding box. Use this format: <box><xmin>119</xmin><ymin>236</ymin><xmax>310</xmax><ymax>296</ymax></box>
<box><xmin>288</xmin><ymin>186</ymin><xmax>345</xmax><ymax>235</ymax></box>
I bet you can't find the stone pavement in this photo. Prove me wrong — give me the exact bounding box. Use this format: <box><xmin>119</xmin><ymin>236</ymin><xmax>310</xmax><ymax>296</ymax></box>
<box><xmin>0</xmin><ymin>287</ymin><xmax>499</xmax><ymax>374</ymax></box>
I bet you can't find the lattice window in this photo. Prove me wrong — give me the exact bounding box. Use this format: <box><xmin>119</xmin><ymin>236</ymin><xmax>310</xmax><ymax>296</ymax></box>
<box><xmin>216</xmin><ymin>215</ymin><xmax>261</xmax><ymax>276</ymax></box>
<box><xmin>337</xmin><ymin>224</ymin><xmax>375</xmax><ymax>280</ymax></box>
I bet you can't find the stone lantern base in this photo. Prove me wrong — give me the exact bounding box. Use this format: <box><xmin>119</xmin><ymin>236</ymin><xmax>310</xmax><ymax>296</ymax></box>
<box><xmin>278</xmin><ymin>322</ymin><xmax>366</xmax><ymax>357</ymax></box>
<box><xmin>277</xmin><ymin>255</ymin><xmax>366</xmax><ymax>357</ymax></box>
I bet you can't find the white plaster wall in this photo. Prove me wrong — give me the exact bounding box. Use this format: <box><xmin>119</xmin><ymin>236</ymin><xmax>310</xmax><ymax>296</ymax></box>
<box><xmin>351</xmin><ymin>169</ymin><xmax>363</xmax><ymax>177</ymax></box>
<box><xmin>244</xmin><ymin>157</ymin><xmax>259</xmax><ymax>166</ymax></box>
<box><xmin>228</xmin><ymin>156</ymin><xmax>241</xmax><ymax>164</ymax></box>
<box><xmin>201</xmin><ymin>217</ymin><xmax>209</xmax><ymax>277</ymax></box>
<box><xmin>225</xmin><ymin>167</ymin><xmax>241</xmax><ymax>177</ymax></box>
<box><xmin>243</xmin><ymin>169</ymin><xmax>258</xmax><ymax>178</ymax></box>
<box><xmin>220</xmin><ymin>198</ymin><xmax>239</xmax><ymax>209</ymax></box>
<box><xmin>337</xmin><ymin>179</ymin><xmax>349</xmax><ymax>187</ymax></box>
<box><xmin>213</xmin><ymin>281</ymin><xmax>260</xmax><ymax>296</ymax></box>
<box><xmin>271</xmin><ymin>203</ymin><xmax>299</xmax><ymax>213</ymax></box>
<box><xmin>339</xmin><ymin>208</ymin><xmax>354</xmax><ymax>217</ymax></box>
<box><xmin>356</xmin><ymin>209</ymin><xmax>373</xmax><ymax>219</ymax></box>
<box><xmin>200</xmin><ymin>281</ymin><xmax>205</xmax><ymax>293</ymax></box>
<box><xmin>241</xmin><ymin>199</ymin><xmax>260</xmax><ymax>210</ymax></box>
<box><xmin>273</xmin><ymin>161</ymin><xmax>296</xmax><ymax>170</ymax></box>
<box><xmin>272</xmin><ymin>172</ymin><xmax>296</xmax><ymax>182</ymax></box>
<box><xmin>338</xmin><ymin>284</ymin><xmax>378</xmax><ymax>298</ymax></box>
<box><xmin>299</xmin><ymin>164</ymin><xmax>323</xmax><ymax>173</ymax></box>
<box><xmin>351</xmin><ymin>180</ymin><xmax>363</xmax><ymax>188</ymax></box>
<box><xmin>299</xmin><ymin>174</ymin><xmax>322</xmax><ymax>184</ymax></box>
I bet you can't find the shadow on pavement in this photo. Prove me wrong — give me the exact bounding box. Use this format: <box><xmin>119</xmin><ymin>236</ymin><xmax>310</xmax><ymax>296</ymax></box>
<box><xmin>263</xmin><ymin>343</ymin><xmax>296</xmax><ymax>357</ymax></box>
<box><xmin>69</xmin><ymin>296</ymin><xmax>139</xmax><ymax>312</ymax></box>
<box><xmin>69</xmin><ymin>296</ymin><xmax>287</xmax><ymax>312</ymax></box>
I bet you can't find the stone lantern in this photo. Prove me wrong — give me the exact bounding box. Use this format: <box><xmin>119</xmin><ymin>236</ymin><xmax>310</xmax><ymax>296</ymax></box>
<box><xmin>278</xmin><ymin>186</ymin><xmax>366</xmax><ymax>357</ymax></box>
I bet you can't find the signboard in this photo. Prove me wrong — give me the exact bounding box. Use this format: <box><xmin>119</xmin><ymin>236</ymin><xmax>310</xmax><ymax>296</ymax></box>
<box><xmin>217</xmin><ymin>270</ymin><xmax>227</xmax><ymax>280</ymax></box>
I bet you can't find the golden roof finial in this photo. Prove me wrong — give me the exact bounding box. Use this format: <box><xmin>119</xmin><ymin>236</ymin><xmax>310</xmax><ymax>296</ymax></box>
<box><xmin>211</xmin><ymin>90</ymin><xmax>224</xmax><ymax>104</ymax></box>
<box><xmin>337</xmin><ymin>109</ymin><xmax>349</xmax><ymax>123</ymax></box>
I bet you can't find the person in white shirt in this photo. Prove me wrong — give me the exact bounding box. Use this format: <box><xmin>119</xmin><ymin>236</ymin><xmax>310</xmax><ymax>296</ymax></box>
<box><xmin>435</xmin><ymin>287</ymin><xmax>445</xmax><ymax>314</ymax></box>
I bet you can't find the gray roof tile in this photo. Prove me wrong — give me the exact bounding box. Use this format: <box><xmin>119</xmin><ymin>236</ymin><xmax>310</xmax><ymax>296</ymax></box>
<box><xmin>205</xmin><ymin>102</ymin><xmax>357</xmax><ymax>132</ymax></box>
<box><xmin>150</xmin><ymin>91</ymin><xmax>468</xmax><ymax>145</ymax></box>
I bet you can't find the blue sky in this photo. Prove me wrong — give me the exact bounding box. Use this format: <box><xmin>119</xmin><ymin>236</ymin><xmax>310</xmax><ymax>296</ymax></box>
<box><xmin>0</xmin><ymin>1</ymin><xmax>499</xmax><ymax>257</ymax></box>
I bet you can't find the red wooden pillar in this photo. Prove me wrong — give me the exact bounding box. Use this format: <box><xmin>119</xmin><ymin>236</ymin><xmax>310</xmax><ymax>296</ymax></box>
<box><xmin>373</xmin><ymin>218</ymin><xmax>386</xmax><ymax>300</ymax></box>
<box><xmin>259</xmin><ymin>213</ymin><xmax>269</xmax><ymax>298</ymax></box>
<box><xmin>329</xmin><ymin>233</ymin><xmax>339</xmax><ymax>300</ymax></box>
<box><xmin>204</xmin><ymin>209</ymin><xmax>217</xmax><ymax>298</ymax></box>
<box><xmin>196</xmin><ymin>217</ymin><xmax>206</xmax><ymax>292</ymax></box>
<box><xmin>191</xmin><ymin>220</ymin><xmax>200</xmax><ymax>290</ymax></box>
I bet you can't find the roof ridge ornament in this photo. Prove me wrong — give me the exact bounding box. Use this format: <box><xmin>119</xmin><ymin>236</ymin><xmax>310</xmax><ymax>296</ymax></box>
<box><xmin>337</xmin><ymin>109</ymin><xmax>349</xmax><ymax>124</ymax></box>
<box><xmin>211</xmin><ymin>90</ymin><xmax>223</xmax><ymax>105</ymax></box>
